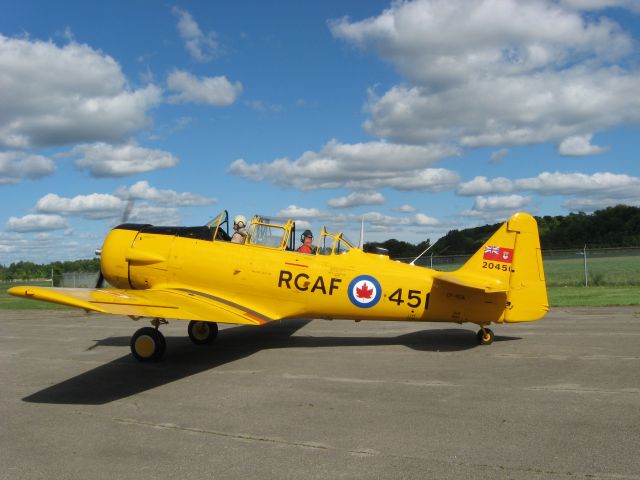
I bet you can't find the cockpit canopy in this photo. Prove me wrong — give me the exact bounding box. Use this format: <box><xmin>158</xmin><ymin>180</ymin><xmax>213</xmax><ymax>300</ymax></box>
<box><xmin>206</xmin><ymin>210</ymin><xmax>355</xmax><ymax>254</ymax></box>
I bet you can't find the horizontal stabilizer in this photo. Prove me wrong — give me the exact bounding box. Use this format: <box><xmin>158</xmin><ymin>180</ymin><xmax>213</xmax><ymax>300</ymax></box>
<box><xmin>435</xmin><ymin>272</ymin><xmax>508</xmax><ymax>293</ymax></box>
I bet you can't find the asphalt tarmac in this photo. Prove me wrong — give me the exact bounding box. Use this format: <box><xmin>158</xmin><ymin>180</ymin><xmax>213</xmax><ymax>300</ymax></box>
<box><xmin>1</xmin><ymin>307</ymin><xmax>639</xmax><ymax>479</ymax></box>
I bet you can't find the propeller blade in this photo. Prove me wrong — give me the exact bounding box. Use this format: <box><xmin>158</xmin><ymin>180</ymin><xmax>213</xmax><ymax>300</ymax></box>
<box><xmin>95</xmin><ymin>196</ymin><xmax>134</xmax><ymax>289</ymax></box>
<box><xmin>121</xmin><ymin>198</ymin><xmax>134</xmax><ymax>224</ymax></box>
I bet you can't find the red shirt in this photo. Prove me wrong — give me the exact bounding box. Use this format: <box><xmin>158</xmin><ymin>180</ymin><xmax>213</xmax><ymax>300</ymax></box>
<box><xmin>297</xmin><ymin>244</ymin><xmax>313</xmax><ymax>254</ymax></box>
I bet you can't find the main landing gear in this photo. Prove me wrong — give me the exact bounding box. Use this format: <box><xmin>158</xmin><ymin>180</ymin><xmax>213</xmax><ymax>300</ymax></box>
<box><xmin>131</xmin><ymin>323</ymin><xmax>166</xmax><ymax>362</ymax></box>
<box><xmin>187</xmin><ymin>320</ymin><xmax>219</xmax><ymax>345</ymax></box>
<box><xmin>476</xmin><ymin>326</ymin><xmax>494</xmax><ymax>345</ymax></box>
<box><xmin>129</xmin><ymin>318</ymin><xmax>219</xmax><ymax>362</ymax></box>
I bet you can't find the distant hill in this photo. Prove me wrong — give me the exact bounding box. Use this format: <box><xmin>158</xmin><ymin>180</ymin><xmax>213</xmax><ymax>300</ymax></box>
<box><xmin>366</xmin><ymin>205</ymin><xmax>640</xmax><ymax>258</ymax></box>
<box><xmin>437</xmin><ymin>205</ymin><xmax>640</xmax><ymax>254</ymax></box>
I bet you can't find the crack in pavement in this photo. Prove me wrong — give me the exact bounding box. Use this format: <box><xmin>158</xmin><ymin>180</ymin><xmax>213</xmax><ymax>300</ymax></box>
<box><xmin>113</xmin><ymin>417</ymin><xmax>378</xmax><ymax>456</ymax></box>
<box><xmin>113</xmin><ymin>417</ymin><xmax>639</xmax><ymax>479</ymax></box>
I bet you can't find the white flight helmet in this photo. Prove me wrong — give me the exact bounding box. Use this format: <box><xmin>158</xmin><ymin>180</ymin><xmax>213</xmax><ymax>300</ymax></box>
<box><xmin>233</xmin><ymin>215</ymin><xmax>247</xmax><ymax>228</ymax></box>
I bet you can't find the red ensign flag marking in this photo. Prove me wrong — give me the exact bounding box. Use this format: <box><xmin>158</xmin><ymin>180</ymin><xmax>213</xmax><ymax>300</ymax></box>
<box><xmin>483</xmin><ymin>246</ymin><xmax>514</xmax><ymax>263</ymax></box>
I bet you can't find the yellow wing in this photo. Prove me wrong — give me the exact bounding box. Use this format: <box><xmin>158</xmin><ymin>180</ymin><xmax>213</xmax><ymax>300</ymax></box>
<box><xmin>7</xmin><ymin>286</ymin><xmax>271</xmax><ymax>326</ymax></box>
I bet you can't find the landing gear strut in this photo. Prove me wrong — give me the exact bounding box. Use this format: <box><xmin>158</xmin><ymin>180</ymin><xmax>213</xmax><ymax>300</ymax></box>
<box><xmin>130</xmin><ymin>318</ymin><xmax>167</xmax><ymax>362</ymax></box>
<box><xmin>476</xmin><ymin>327</ymin><xmax>494</xmax><ymax>345</ymax></box>
<box><xmin>188</xmin><ymin>320</ymin><xmax>218</xmax><ymax>345</ymax></box>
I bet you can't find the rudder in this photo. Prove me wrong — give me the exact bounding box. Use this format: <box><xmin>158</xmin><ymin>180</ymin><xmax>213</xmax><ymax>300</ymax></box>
<box><xmin>503</xmin><ymin>213</ymin><xmax>549</xmax><ymax>322</ymax></box>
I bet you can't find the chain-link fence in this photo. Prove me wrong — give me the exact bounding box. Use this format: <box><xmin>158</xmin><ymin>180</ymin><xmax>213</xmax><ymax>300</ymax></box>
<box><xmin>541</xmin><ymin>247</ymin><xmax>640</xmax><ymax>287</ymax></box>
<box><xmin>399</xmin><ymin>246</ymin><xmax>640</xmax><ymax>287</ymax></box>
<box><xmin>59</xmin><ymin>272</ymin><xmax>101</xmax><ymax>288</ymax></box>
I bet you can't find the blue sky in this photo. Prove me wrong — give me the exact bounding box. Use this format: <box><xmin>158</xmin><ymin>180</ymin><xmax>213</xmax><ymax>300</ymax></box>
<box><xmin>1</xmin><ymin>0</ymin><xmax>639</xmax><ymax>263</ymax></box>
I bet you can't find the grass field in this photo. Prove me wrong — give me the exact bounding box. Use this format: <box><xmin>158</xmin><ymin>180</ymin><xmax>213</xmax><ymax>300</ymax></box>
<box><xmin>544</xmin><ymin>255</ymin><xmax>640</xmax><ymax>287</ymax></box>
<box><xmin>547</xmin><ymin>286</ymin><xmax>639</xmax><ymax>306</ymax></box>
<box><xmin>0</xmin><ymin>282</ymin><xmax>70</xmax><ymax>310</ymax></box>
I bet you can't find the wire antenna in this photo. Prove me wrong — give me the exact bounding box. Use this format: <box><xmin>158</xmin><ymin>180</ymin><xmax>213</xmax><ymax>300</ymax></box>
<box><xmin>409</xmin><ymin>239</ymin><xmax>438</xmax><ymax>266</ymax></box>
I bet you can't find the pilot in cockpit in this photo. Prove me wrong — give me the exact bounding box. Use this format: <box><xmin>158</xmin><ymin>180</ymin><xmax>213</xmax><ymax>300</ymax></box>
<box><xmin>296</xmin><ymin>229</ymin><xmax>315</xmax><ymax>254</ymax></box>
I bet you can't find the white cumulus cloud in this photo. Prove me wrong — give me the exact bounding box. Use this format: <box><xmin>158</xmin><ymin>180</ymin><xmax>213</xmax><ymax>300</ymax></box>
<box><xmin>331</xmin><ymin>1</ymin><xmax>640</xmax><ymax>148</ymax></box>
<box><xmin>172</xmin><ymin>7</ymin><xmax>221</xmax><ymax>62</ymax></box>
<box><xmin>0</xmin><ymin>34</ymin><xmax>161</xmax><ymax>149</ymax></box>
<box><xmin>35</xmin><ymin>193</ymin><xmax>125</xmax><ymax>220</ymax></box>
<box><xmin>277</xmin><ymin>205</ymin><xmax>326</xmax><ymax>219</ymax></box>
<box><xmin>515</xmin><ymin>171</ymin><xmax>639</xmax><ymax>196</ymax></box>
<box><xmin>457</xmin><ymin>176</ymin><xmax>517</xmax><ymax>196</ymax></box>
<box><xmin>0</xmin><ymin>151</ymin><xmax>55</xmax><ymax>184</ymax></box>
<box><xmin>228</xmin><ymin>139</ymin><xmax>459</xmax><ymax>190</ymax></box>
<box><xmin>457</xmin><ymin>171</ymin><xmax>640</xmax><ymax>212</ymax></box>
<box><xmin>460</xmin><ymin>171</ymin><xmax>640</xmax><ymax>196</ymax></box>
<box><xmin>69</xmin><ymin>142</ymin><xmax>178</xmax><ymax>177</ymax></box>
<box><xmin>474</xmin><ymin>195</ymin><xmax>531</xmax><ymax>211</ymax></box>
<box><xmin>328</xmin><ymin>191</ymin><xmax>385</xmax><ymax>208</ymax></box>
<box><xmin>462</xmin><ymin>195</ymin><xmax>532</xmax><ymax>219</ymax></box>
<box><xmin>490</xmin><ymin>149</ymin><xmax>509</xmax><ymax>163</ymax></box>
<box><xmin>127</xmin><ymin>205</ymin><xmax>181</xmax><ymax>225</ymax></box>
<box><xmin>558</xmin><ymin>134</ymin><xmax>609</xmax><ymax>156</ymax></box>
<box><xmin>167</xmin><ymin>70</ymin><xmax>242</xmax><ymax>106</ymax></box>
<box><xmin>394</xmin><ymin>204</ymin><xmax>417</xmax><ymax>213</ymax></box>
<box><xmin>413</xmin><ymin>213</ymin><xmax>440</xmax><ymax>226</ymax></box>
<box><xmin>0</xmin><ymin>231</ymin><xmax>93</xmax><ymax>264</ymax></box>
<box><xmin>5</xmin><ymin>214</ymin><xmax>69</xmax><ymax>232</ymax></box>
<box><xmin>116</xmin><ymin>180</ymin><xmax>215</xmax><ymax>206</ymax></box>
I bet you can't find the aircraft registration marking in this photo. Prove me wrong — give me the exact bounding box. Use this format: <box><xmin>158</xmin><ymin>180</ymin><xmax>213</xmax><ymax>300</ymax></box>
<box><xmin>482</xmin><ymin>261</ymin><xmax>512</xmax><ymax>272</ymax></box>
<box><xmin>277</xmin><ymin>270</ymin><xmax>342</xmax><ymax>295</ymax></box>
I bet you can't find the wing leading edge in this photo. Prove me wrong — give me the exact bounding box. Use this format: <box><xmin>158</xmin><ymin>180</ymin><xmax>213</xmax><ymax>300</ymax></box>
<box><xmin>7</xmin><ymin>286</ymin><xmax>270</xmax><ymax>326</ymax></box>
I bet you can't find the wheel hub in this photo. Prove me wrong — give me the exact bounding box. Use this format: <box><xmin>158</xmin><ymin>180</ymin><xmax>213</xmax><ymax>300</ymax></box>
<box><xmin>135</xmin><ymin>335</ymin><xmax>155</xmax><ymax>358</ymax></box>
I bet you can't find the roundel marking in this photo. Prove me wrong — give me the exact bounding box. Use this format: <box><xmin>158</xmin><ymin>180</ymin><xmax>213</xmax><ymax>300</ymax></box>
<box><xmin>348</xmin><ymin>275</ymin><xmax>382</xmax><ymax>308</ymax></box>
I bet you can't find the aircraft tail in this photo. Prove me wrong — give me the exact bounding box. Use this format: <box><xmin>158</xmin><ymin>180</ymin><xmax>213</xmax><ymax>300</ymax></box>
<box><xmin>456</xmin><ymin>212</ymin><xmax>549</xmax><ymax>322</ymax></box>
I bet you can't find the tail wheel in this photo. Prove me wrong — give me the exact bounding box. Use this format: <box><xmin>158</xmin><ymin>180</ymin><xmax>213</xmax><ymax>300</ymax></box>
<box><xmin>131</xmin><ymin>327</ymin><xmax>166</xmax><ymax>362</ymax></box>
<box><xmin>188</xmin><ymin>320</ymin><xmax>218</xmax><ymax>345</ymax></box>
<box><xmin>476</xmin><ymin>327</ymin><xmax>494</xmax><ymax>345</ymax></box>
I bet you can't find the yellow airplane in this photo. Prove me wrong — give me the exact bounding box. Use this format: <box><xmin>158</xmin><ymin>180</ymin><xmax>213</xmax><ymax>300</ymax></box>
<box><xmin>9</xmin><ymin>210</ymin><xmax>548</xmax><ymax>361</ymax></box>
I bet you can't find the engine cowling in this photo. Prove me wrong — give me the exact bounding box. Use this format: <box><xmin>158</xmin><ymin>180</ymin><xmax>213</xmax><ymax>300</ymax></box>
<box><xmin>100</xmin><ymin>224</ymin><xmax>143</xmax><ymax>289</ymax></box>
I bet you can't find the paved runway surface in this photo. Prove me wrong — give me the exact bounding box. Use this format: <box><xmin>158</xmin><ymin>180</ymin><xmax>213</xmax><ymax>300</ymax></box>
<box><xmin>1</xmin><ymin>307</ymin><xmax>639</xmax><ymax>479</ymax></box>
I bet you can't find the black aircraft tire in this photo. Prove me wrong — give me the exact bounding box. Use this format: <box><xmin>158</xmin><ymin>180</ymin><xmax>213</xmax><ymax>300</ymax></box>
<box><xmin>476</xmin><ymin>328</ymin><xmax>494</xmax><ymax>345</ymax></box>
<box><xmin>188</xmin><ymin>320</ymin><xmax>219</xmax><ymax>345</ymax></box>
<box><xmin>131</xmin><ymin>327</ymin><xmax>166</xmax><ymax>362</ymax></box>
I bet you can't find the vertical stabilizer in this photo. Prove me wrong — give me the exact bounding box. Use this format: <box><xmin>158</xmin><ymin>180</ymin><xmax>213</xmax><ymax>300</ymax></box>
<box><xmin>456</xmin><ymin>212</ymin><xmax>548</xmax><ymax>322</ymax></box>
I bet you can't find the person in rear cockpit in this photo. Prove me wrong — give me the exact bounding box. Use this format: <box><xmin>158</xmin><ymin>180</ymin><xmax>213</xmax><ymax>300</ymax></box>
<box><xmin>231</xmin><ymin>215</ymin><xmax>247</xmax><ymax>244</ymax></box>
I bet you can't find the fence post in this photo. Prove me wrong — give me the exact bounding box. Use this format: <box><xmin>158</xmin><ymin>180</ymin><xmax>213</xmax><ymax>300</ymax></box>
<box><xmin>583</xmin><ymin>244</ymin><xmax>588</xmax><ymax>287</ymax></box>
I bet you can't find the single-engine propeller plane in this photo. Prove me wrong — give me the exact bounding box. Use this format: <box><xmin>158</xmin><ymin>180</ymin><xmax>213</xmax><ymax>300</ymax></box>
<box><xmin>9</xmin><ymin>210</ymin><xmax>548</xmax><ymax>361</ymax></box>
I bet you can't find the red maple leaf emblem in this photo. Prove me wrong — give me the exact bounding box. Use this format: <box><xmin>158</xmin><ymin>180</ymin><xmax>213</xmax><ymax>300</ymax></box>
<box><xmin>355</xmin><ymin>282</ymin><xmax>374</xmax><ymax>299</ymax></box>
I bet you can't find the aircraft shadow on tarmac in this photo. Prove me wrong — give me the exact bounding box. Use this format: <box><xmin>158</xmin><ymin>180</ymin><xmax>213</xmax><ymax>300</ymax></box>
<box><xmin>22</xmin><ymin>320</ymin><xmax>520</xmax><ymax>406</ymax></box>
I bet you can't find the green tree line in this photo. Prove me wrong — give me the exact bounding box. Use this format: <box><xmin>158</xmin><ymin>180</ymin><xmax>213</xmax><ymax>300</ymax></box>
<box><xmin>0</xmin><ymin>259</ymin><xmax>100</xmax><ymax>281</ymax></box>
